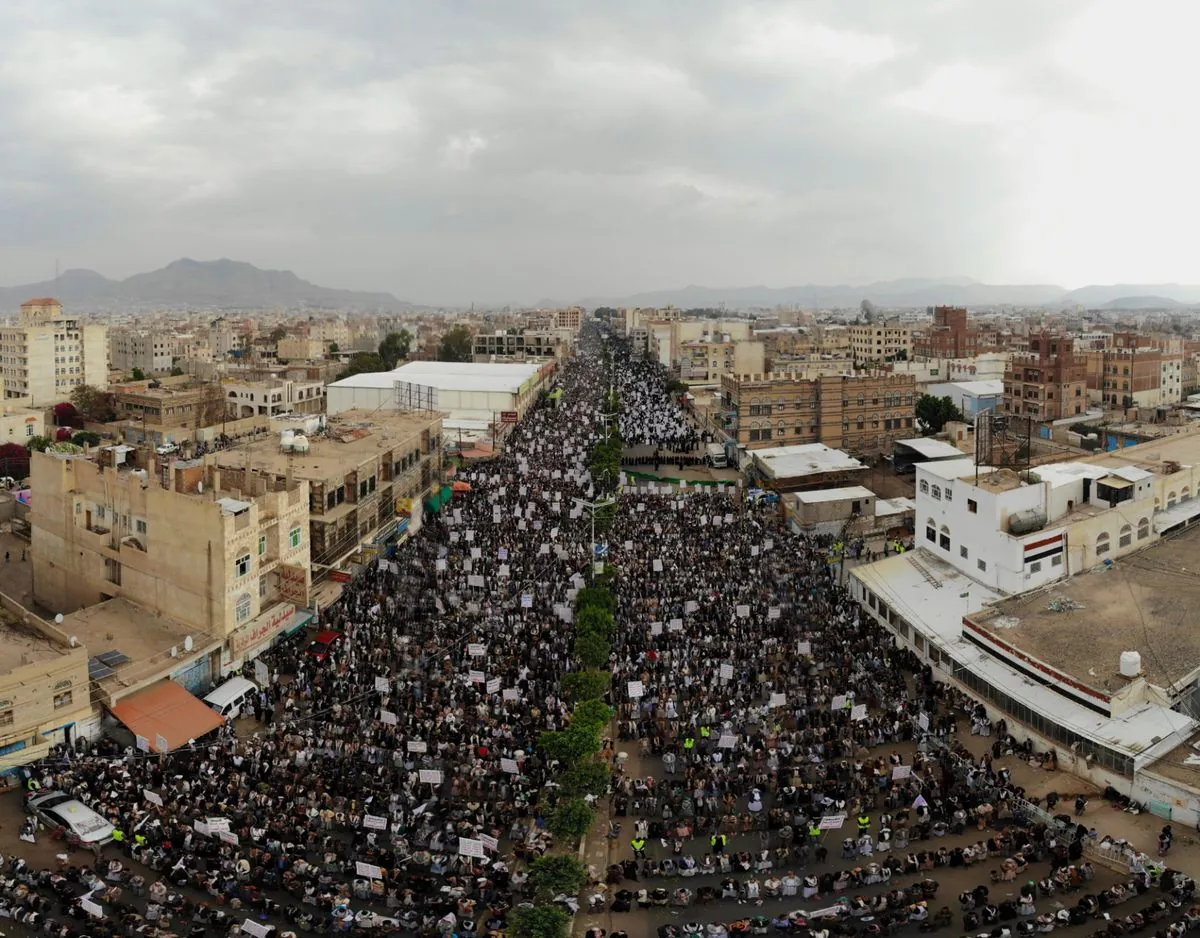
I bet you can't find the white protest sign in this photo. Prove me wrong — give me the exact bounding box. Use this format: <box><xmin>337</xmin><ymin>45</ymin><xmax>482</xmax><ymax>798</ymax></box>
<box><xmin>521</xmin><ymin>594</ymin><xmax>533</xmax><ymax>608</ymax></box>
<box><xmin>891</xmin><ymin>764</ymin><xmax>913</xmax><ymax>780</ymax></box>
<box><xmin>375</xmin><ymin>676</ymin><xmax>391</xmax><ymax>693</ymax></box>
<box><xmin>851</xmin><ymin>704</ymin><xmax>868</xmax><ymax>721</ymax></box>
<box><xmin>486</xmin><ymin>677</ymin><xmax>501</xmax><ymax>694</ymax></box>
<box><xmin>685</xmin><ymin>600</ymin><xmax>699</xmax><ymax>613</ymax></box>
<box><xmin>650</xmin><ymin>622</ymin><xmax>663</xmax><ymax>636</ymax></box>
<box><xmin>156</xmin><ymin>734</ymin><xmax>169</xmax><ymax>753</ymax></box>
<box><xmin>193</xmin><ymin>819</ymin><xmax>210</xmax><ymax>836</ymax></box>
<box><xmin>503</xmin><ymin>688</ymin><xmax>520</xmax><ymax>702</ymax></box>
<box><xmin>458</xmin><ymin>837</ymin><xmax>485</xmax><ymax>858</ymax></box>
<box><xmin>652</xmin><ymin>559</ymin><xmax>663</xmax><ymax>572</ymax></box>
<box><xmin>768</xmin><ymin>607</ymin><xmax>781</xmax><ymax>620</ymax></box>
<box><xmin>468</xmin><ymin>670</ymin><xmax>485</xmax><ymax>684</ymax></box>
<box><xmin>736</xmin><ymin>604</ymin><xmax>750</xmax><ymax>618</ymax></box>
<box><xmin>207</xmin><ymin>818</ymin><xmax>230</xmax><ymax>833</ymax></box>
<box><xmin>255</xmin><ymin>658</ymin><xmax>270</xmax><ymax>686</ymax></box>
<box><xmin>468</xmin><ymin>643</ymin><xmax>486</xmax><ymax>657</ymax></box>
<box><xmin>669</xmin><ymin>617</ymin><xmax>682</xmax><ymax>631</ymax></box>
<box><xmin>136</xmin><ymin>735</ymin><xmax>150</xmax><ymax>752</ymax></box>
<box><xmin>627</xmin><ymin>680</ymin><xmax>644</xmax><ymax>698</ymax></box>
<box><xmin>797</xmin><ymin>641</ymin><xmax>812</xmax><ymax>655</ymax></box>
<box><xmin>719</xmin><ymin>663</ymin><xmax>734</xmax><ymax>680</ymax></box>
<box><xmin>468</xmin><ymin>575</ymin><xmax>485</xmax><ymax>588</ymax></box>
<box><xmin>419</xmin><ymin>769</ymin><xmax>443</xmax><ymax>784</ymax></box>
<box><xmin>500</xmin><ymin>757</ymin><xmax>520</xmax><ymax>774</ymax></box>
<box><xmin>81</xmin><ymin>899</ymin><xmax>104</xmax><ymax>919</ymax></box>
<box><xmin>380</xmin><ymin>710</ymin><xmax>398</xmax><ymax>725</ymax></box>
<box><xmin>918</xmin><ymin>712</ymin><xmax>930</xmax><ymax>732</ymax></box>
<box><xmin>407</xmin><ymin>740</ymin><xmax>428</xmax><ymax>754</ymax></box>
<box><xmin>355</xmin><ymin>861</ymin><xmax>383</xmax><ymax>879</ymax></box>
<box><xmin>831</xmin><ymin>695</ymin><xmax>847</xmax><ymax>710</ymax></box>
<box><xmin>218</xmin><ymin>830</ymin><xmax>240</xmax><ymax>845</ymax></box>
<box><xmin>480</xmin><ymin>834</ymin><xmax>499</xmax><ymax>852</ymax></box>
<box><xmin>241</xmin><ymin>920</ymin><xmax>272</xmax><ymax>938</ymax></box>
<box><xmin>768</xmin><ymin>692</ymin><xmax>787</xmax><ymax>709</ymax></box>
<box><xmin>143</xmin><ymin>789</ymin><xmax>163</xmax><ymax>807</ymax></box>
<box><xmin>363</xmin><ymin>815</ymin><xmax>388</xmax><ymax>830</ymax></box>
<box><xmin>718</xmin><ymin>734</ymin><xmax>737</xmax><ymax>749</ymax></box>
<box><xmin>819</xmin><ymin>814</ymin><xmax>847</xmax><ymax>830</ymax></box>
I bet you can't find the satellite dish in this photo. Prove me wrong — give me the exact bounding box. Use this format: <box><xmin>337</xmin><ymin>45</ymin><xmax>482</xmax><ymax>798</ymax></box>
<box><xmin>184</xmin><ymin>635</ymin><xmax>193</xmax><ymax>652</ymax></box>
<box><xmin>54</xmin><ymin>613</ymin><xmax>64</xmax><ymax>624</ymax></box>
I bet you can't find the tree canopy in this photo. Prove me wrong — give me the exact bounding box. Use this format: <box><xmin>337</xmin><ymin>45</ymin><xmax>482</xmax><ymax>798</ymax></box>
<box><xmin>337</xmin><ymin>352</ymin><xmax>385</xmax><ymax>380</ymax></box>
<box><xmin>70</xmin><ymin>385</ymin><xmax>117</xmax><ymax>423</ymax></box>
<box><xmin>915</xmin><ymin>394</ymin><xmax>964</xmax><ymax>435</ymax></box>
<box><xmin>378</xmin><ymin>330</ymin><xmax>413</xmax><ymax>370</ymax></box>
<box><xmin>438</xmin><ymin>325</ymin><xmax>474</xmax><ymax>362</ymax></box>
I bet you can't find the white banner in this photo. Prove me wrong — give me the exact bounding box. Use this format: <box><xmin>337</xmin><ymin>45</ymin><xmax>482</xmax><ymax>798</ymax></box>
<box><xmin>851</xmin><ymin>704</ymin><xmax>868</xmax><ymax>722</ymax></box>
<box><xmin>819</xmin><ymin>814</ymin><xmax>846</xmax><ymax>830</ymax></box>
<box><xmin>891</xmin><ymin>764</ymin><xmax>912</xmax><ymax>780</ymax></box>
<box><xmin>480</xmin><ymin>833</ymin><xmax>499</xmax><ymax>852</ymax></box>
<box><xmin>355</xmin><ymin>861</ymin><xmax>383</xmax><ymax>879</ymax></box>
<box><xmin>362</xmin><ymin>815</ymin><xmax>388</xmax><ymax>830</ymax></box>
<box><xmin>143</xmin><ymin>789</ymin><xmax>163</xmax><ymax>807</ymax></box>
<box><xmin>375</xmin><ymin>676</ymin><xmax>390</xmax><ymax>693</ymax></box>
<box><xmin>380</xmin><ymin>709</ymin><xmax>398</xmax><ymax>725</ymax></box>
<box><xmin>407</xmin><ymin>740</ymin><xmax>427</xmax><ymax>753</ymax></box>
<box><xmin>242</xmin><ymin>920</ymin><xmax>272</xmax><ymax>938</ymax></box>
<box><xmin>627</xmin><ymin>680</ymin><xmax>644</xmax><ymax>698</ymax></box>
<box><xmin>458</xmin><ymin>837</ymin><xmax>485</xmax><ymax>858</ymax></box>
<box><xmin>719</xmin><ymin>663</ymin><xmax>734</xmax><ymax>680</ymax></box>
<box><xmin>419</xmin><ymin>769</ymin><xmax>443</xmax><ymax>785</ymax></box>
<box><xmin>500</xmin><ymin>757</ymin><xmax>520</xmax><ymax>774</ymax></box>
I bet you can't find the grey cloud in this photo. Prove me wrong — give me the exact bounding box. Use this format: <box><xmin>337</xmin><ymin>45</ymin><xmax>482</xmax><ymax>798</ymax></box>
<box><xmin>0</xmin><ymin>0</ymin><xmax>1155</xmax><ymax>304</ymax></box>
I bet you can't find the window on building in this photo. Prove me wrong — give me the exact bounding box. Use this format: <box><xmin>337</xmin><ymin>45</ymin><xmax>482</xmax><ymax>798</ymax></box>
<box><xmin>919</xmin><ymin>480</ymin><xmax>929</xmax><ymax>493</ymax></box>
<box><xmin>0</xmin><ymin>708</ymin><xmax>13</xmax><ymax>726</ymax></box>
<box><xmin>931</xmin><ymin>485</ymin><xmax>941</xmax><ymax>500</ymax></box>
<box><xmin>236</xmin><ymin>593</ymin><xmax>252</xmax><ymax>622</ymax></box>
<box><xmin>235</xmin><ymin>554</ymin><xmax>251</xmax><ymax>577</ymax></box>
<box><xmin>25</xmin><ymin>424</ymin><xmax>32</xmax><ymax>438</ymax></box>
<box><xmin>967</xmin><ymin>498</ymin><xmax>978</xmax><ymax>514</ymax></box>
<box><xmin>1051</xmin><ymin>554</ymin><xmax>1063</xmax><ymax>567</ymax></box>
<box><xmin>925</xmin><ymin>525</ymin><xmax>936</xmax><ymax>543</ymax></box>
<box><xmin>289</xmin><ymin>527</ymin><xmax>302</xmax><ymax>549</ymax></box>
<box><xmin>1029</xmin><ymin>561</ymin><xmax>1042</xmax><ymax>573</ymax></box>
<box><xmin>977</xmin><ymin>558</ymin><xmax>987</xmax><ymax>572</ymax></box>
<box><xmin>135</xmin><ymin>519</ymin><xmax>147</xmax><ymax>535</ymax></box>
<box><xmin>1096</xmin><ymin>532</ymin><xmax>1111</xmax><ymax>556</ymax></box>
<box><xmin>53</xmin><ymin>690</ymin><xmax>72</xmax><ymax>709</ymax></box>
<box><xmin>259</xmin><ymin>577</ymin><xmax>268</xmax><ymax>599</ymax></box>
<box><xmin>1119</xmin><ymin>524</ymin><xmax>1132</xmax><ymax>548</ymax></box>
<box><xmin>1138</xmin><ymin>517</ymin><xmax>1150</xmax><ymax>540</ymax></box>
<box><xmin>939</xmin><ymin>532</ymin><xmax>951</xmax><ymax>551</ymax></box>
<box><xmin>259</xmin><ymin>535</ymin><xmax>267</xmax><ymax>556</ymax></box>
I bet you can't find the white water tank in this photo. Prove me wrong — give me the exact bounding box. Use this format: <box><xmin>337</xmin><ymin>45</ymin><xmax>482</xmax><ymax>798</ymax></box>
<box><xmin>280</xmin><ymin>429</ymin><xmax>295</xmax><ymax>451</ymax></box>
<box><xmin>1119</xmin><ymin>651</ymin><xmax>1142</xmax><ymax>678</ymax></box>
<box><xmin>291</xmin><ymin>434</ymin><xmax>310</xmax><ymax>454</ymax></box>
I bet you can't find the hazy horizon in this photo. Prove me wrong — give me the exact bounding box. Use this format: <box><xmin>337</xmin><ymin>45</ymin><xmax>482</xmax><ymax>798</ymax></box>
<box><xmin>3</xmin><ymin>1</ymin><xmax>1198</xmax><ymax>305</ymax></box>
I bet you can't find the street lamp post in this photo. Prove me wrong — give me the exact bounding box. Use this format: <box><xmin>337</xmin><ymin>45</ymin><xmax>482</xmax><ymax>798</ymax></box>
<box><xmin>573</xmin><ymin>495</ymin><xmax>616</xmax><ymax>582</ymax></box>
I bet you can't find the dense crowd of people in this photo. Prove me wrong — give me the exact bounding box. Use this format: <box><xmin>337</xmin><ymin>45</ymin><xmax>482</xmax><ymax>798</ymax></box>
<box><xmin>0</xmin><ymin>329</ymin><xmax>1175</xmax><ymax>938</ymax></box>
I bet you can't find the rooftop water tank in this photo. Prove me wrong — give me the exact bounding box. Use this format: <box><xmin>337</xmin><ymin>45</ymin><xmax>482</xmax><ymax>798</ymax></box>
<box><xmin>280</xmin><ymin>429</ymin><xmax>295</xmax><ymax>451</ymax></box>
<box><xmin>1119</xmin><ymin>650</ymin><xmax>1142</xmax><ymax>678</ymax></box>
<box><xmin>291</xmin><ymin>434</ymin><xmax>310</xmax><ymax>454</ymax></box>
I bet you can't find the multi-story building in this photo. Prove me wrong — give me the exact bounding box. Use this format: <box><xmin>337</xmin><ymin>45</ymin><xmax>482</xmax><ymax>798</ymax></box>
<box><xmin>721</xmin><ymin>372</ymin><xmax>917</xmax><ymax>454</ymax></box>
<box><xmin>1081</xmin><ymin>332</ymin><xmax>1167</xmax><ymax>410</ymax></box>
<box><xmin>109</xmin><ymin>329</ymin><xmax>176</xmax><ymax>375</ymax></box>
<box><xmin>276</xmin><ymin>337</ymin><xmax>328</xmax><ymax>361</ymax></box>
<box><xmin>0</xmin><ymin>299</ymin><xmax>108</xmax><ymax>403</ymax></box>
<box><xmin>113</xmin><ymin>380</ymin><xmax>226</xmax><ymax>427</ymax></box>
<box><xmin>913</xmin><ymin>306</ymin><xmax>1002</xmax><ymax>359</ymax></box>
<box><xmin>224</xmin><ymin>377</ymin><xmax>326</xmax><ymax>418</ymax></box>
<box><xmin>0</xmin><ymin>405</ymin><xmax>43</xmax><ymax>445</ymax></box>
<box><xmin>473</xmin><ymin>330</ymin><xmax>562</xmax><ymax>361</ymax></box>
<box><xmin>848</xmin><ymin>322</ymin><xmax>912</xmax><ymax>364</ymax></box>
<box><xmin>31</xmin><ymin>450</ymin><xmax>311</xmax><ymax>675</ymax></box>
<box><xmin>678</xmin><ymin>338</ymin><xmax>766</xmax><ymax>383</ymax></box>
<box><xmin>1002</xmin><ymin>333</ymin><xmax>1086</xmax><ymax>421</ymax></box>
<box><xmin>213</xmin><ymin>409</ymin><xmax>443</xmax><ymax>572</ymax></box>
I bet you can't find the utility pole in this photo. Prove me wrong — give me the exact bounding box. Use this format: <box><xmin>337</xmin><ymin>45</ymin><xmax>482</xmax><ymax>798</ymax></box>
<box><xmin>573</xmin><ymin>495</ymin><xmax>615</xmax><ymax>583</ymax></box>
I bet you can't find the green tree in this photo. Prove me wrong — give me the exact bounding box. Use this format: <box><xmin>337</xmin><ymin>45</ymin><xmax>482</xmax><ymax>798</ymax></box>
<box><xmin>329</xmin><ymin>342</ymin><xmax>339</xmax><ymax>354</ymax></box>
<box><xmin>438</xmin><ymin>325</ymin><xmax>474</xmax><ymax>362</ymax></box>
<box><xmin>71</xmin><ymin>431</ymin><xmax>101</xmax><ymax>447</ymax></box>
<box><xmin>170</xmin><ymin>366</ymin><xmax>185</xmax><ymax>377</ymax></box>
<box><xmin>337</xmin><ymin>352</ymin><xmax>385</xmax><ymax>380</ymax></box>
<box><xmin>574</xmin><ymin>631</ymin><xmax>610</xmax><ymax>669</ymax></box>
<box><xmin>914</xmin><ymin>394</ymin><xmax>964</xmax><ymax>435</ymax></box>
<box><xmin>570</xmin><ymin>699</ymin><xmax>614</xmax><ymax>732</ymax></box>
<box><xmin>378</xmin><ymin>329</ymin><xmax>413</xmax><ymax>370</ymax></box>
<box><xmin>528</xmin><ymin>855</ymin><xmax>588</xmax><ymax>900</ymax></box>
<box><xmin>538</xmin><ymin>724</ymin><xmax>600</xmax><ymax>767</ymax></box>
<box><xmin>576</xmin><ymin>586</ymin><xmax>616</xmax><ymax>616</ymax></box>
<box><xmin>269</xmin><ymin>325</ymin><xmax>289</xmax><ymax>342</ymax></box>
<box><xmin>562</xmin><ymin>669</ymin><xmax>610</xmax><ymax>703</ymax></box>
<box><xmin>576</xmin><ymin>606</ymin><xmax>614</xmax><ymax>640</ymax></box>
<box><xmin>509</xmin><ymin>905</ymin><xmax>571</xmax><ymax>938</ymax></box>
<box><xmin>27</xmin><ymin>435</ymin><xmax>53</xmax><ymax>453</ymax></box>
<box><xmin>70</xmin><ymin>384</ymin><xmax>117</xmax><ymax>423</ymax></box>
<box><xmin>560</xmin><ymin>760</ymin><xmax>612</xmax><ymax>798</ymax></box>
<box><xmin>548</xmin><ymin>797</ymin><xmax>596</xmax><ymax>840</ymax></box>
<box><xmin>131</xmin><ymin>368</ymin><xmax>146</xmax><ymax>381</ymax></box>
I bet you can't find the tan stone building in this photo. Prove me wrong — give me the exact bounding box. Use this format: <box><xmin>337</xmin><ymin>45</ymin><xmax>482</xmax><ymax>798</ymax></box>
<box><xmin>721</xmin><ymin>372</ymin><xmax>917</xmax><ymax>454</ymax></box>
<box><xmin>31</xmin><ymin>450</ymin><xmax>311</xmax><ymax>677</ymax></box>
<box><xmin>678</xmin><ymin>338</ymin><xmax>766</xmax><ymax>383</ymax></box>
<box><xmin>113</xmin><ymin>380</ymin><xmax>225</xmax><ymax>427</ymax></box>
<box><xmin>0</xmin><ymin>616</ymin><xmax>92</xmax><ymax>771</ymax></box>
<box><xmin>1003</xmin><ymin>333</ymin><xmax>1087</xmax><ymax>420</ymax></box>
<box><xmin>848</xmin><ymin>322</ymin><xmax>912</xmax><ymax>364</ymax></box>
<box><xmin>213</xmin><ymin>409</ymin><xmax>443</xmax><ymax>572</ymax></box>
<box><xmin>276</xmin><ymin>337</ymin><xmax>328</xmax><ymax>361</ymax></box>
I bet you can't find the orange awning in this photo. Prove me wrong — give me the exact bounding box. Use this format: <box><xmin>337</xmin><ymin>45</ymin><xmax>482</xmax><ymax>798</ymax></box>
<box><xmin>111</xmin><ymin>680</ymin><xmax>225</xmax><ymax>752</ymax></box>
<box><xmin>451</xmin><ymin>480</ymin><xmax>472</xmax><ymax>492</ymax></box>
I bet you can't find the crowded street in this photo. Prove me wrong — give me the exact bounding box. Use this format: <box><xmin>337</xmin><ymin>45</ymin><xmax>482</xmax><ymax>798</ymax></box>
<box><xmin>0</xmin><ymin>328</ymin><xmax>1193</xmax><ymax>938</ymax></box>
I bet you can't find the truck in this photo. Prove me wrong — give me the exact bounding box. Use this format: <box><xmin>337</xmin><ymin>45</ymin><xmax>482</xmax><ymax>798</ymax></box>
<box><xmin>706</xmin><ymin>443</ymin><xmax>727</xmax><ymax>469</ymax></box>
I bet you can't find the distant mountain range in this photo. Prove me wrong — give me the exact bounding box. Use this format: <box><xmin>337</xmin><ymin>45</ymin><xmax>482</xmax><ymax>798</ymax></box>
<box><xmin>0</xmin><ymin>259</ymin><xmax>410</xmax><ymax>311</ymax></box>
<box><xmin>573</xmin><ymin>278</ymin><xmax>1200</xmax><ymax>310</ymax></box>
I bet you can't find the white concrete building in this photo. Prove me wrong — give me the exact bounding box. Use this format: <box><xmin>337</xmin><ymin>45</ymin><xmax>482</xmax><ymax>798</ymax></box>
<box><xmin>109</xmin><ymin>329</ymin><xmax>177</xmax><ymax>375</ymax></box>
<box><xmin>0</xmin><ymin>299</ymin><xmax>108</xmax><ymax>403</ymax></box>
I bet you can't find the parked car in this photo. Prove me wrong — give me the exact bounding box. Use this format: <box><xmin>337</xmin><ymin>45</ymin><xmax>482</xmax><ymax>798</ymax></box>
<box><xmin>26</xmin><ymin>791</ymin><xmax>116</xmax><ymax>845</ymax></box>
<box><xmin>306</xmin><ymin>630</ymin><xmax>345</xmax><ymax>662</ymax></box>
<box><xmin>155</xmin><ymin>443</ymin><xmax>179</xmax><ymax>456</ymax></box>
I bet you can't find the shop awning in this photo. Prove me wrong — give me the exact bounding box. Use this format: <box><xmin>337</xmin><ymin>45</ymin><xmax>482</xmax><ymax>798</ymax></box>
<box><xmin>111</xmin><ymin>680</ymin><xmax>225</xmax><ymax>752</ymax></box>
<box><xmin>425</xmin><ymin>485</ymin><xmax>454</xmax><ymax>513</ymax></box>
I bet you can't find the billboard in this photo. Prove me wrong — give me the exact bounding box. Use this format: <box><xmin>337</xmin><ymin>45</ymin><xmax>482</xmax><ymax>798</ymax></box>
<box><xmin>394</xmin><ymin>381</ymin><xmax>439</xmax><ymax>411</ymax></box>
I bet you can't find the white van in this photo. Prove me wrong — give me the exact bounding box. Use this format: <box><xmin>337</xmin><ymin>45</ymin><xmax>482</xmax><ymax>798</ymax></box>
<box><xmin>203</xmin><ymin>676</ymin><xmax>258</xmax><ymax>720</ymax></box>
<box><xmin>706</xmin><ymin>443</ymin><xmax>727</xmax><ymax>469</ymax></box>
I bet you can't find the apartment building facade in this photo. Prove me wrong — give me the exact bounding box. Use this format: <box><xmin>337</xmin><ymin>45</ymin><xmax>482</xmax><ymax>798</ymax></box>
<box><xmin>0</xmin><ymin>299</ymin><xmax>108</xmax><ymax>403</ymax></box>
<box><xmin>678</xmin><ymin>339</ymin><xmax>766</xmax><ymax>383</ymax></box>
<box><xmin>113</xmin><ymin>381</ymin><xmax>225</xmax><ymax>427</ymax></box>
<box><xmin>1002</xmin><ymin>333</ymin><xmax>1087</xmax><ymax>421</ymax></box>
<box><xmin>213</xmin><ymin>410</ymin><xmax>443</xmax><ymax>570</ymax></box>
<box><xmin>109</xmin><ymin>329</ymin><xmax>176</xmax><ymax>375</ymax></box>
<box><xmin>913</xmin><ymin>306</ymin><xmax>1001</xmax><ymax>359</ymax></box>
<box><xmin>721</xmin><ymin>372</ymin><xmax>917</xmax><ymax>454</ymax></box>
<box><xmin>848</xmin><ymin>322</ymin><xmax>912</xmax><ymax>364</ymax></box>
<box><xmin>31</xmin><ymin>452</ymin><xmax>311</xmax><ymax>675</ymax></box>
<box><xmin>473</xmin><ymin>330</ymin><xmax>561</xmax><ymax>361</ymax></box>
<box><xmin>224</xmin><ymin>377</ymin><xmax>326</xmax><ymax>418</ymax></box>
<box><xmin>276</xmin><ymin>337</ymin><xmax>328</xmax><ymax>361</ymax></box>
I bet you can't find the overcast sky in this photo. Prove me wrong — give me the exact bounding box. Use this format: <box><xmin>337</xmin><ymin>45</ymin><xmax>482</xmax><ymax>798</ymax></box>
<box><xmin>0</xmin><ymin>1</ymin><xmax>1195</xmax><ymax>305</ymax></box>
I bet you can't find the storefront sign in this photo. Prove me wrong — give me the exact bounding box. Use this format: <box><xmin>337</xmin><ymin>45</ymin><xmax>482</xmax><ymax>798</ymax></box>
<box><xmin>230</xmin><ymin>602</ymin><xmax>296</xmax><ymax>657</ymax></box>
<box><xmin>277</xmin><ymin>563</ymin><xmax>309</xmax><ymax>606</ymax></box>
<box><xmin>501</xmin><ymin>411</ymin><xmax>518</xmax><ymax>424</ymax></box>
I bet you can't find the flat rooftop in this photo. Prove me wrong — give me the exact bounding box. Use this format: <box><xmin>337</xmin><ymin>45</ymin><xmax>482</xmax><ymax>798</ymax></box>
<box><xmin>61</xmin><ymin>597</ymin><xmax>221</xmax><ymax>692</ymax></box>
<box><xmin>0</xmin><ymin>620</ymin><xmax>72</xmax><ymax>673</ymax></box>
<box><xmin>894</xmin><ymin>438</ymin><xmax>964</xmax><ymax>460</ymax></box>
<box><xmin>214</xmin><ymin>409</ymin><xmax>440</xmax><ymax>479</ymax></box>
<box><xmin>753</xmin><ymin>443</ymin><xmax>866</xmax><ymax>480</ymax></box>
<box><xmin>975</xmin><ymin>523</ymin><xmax>1200</xmax><ymax>695</ymax></box>
<box><xmin>793</xmin><ymin>485</ymin><xmax>875</xmax><ymax>504</ymax></box>
<box><xmin>331</xmin><ymin>360</ymin><xmax>542</xmax><ymax>394</ymax></box>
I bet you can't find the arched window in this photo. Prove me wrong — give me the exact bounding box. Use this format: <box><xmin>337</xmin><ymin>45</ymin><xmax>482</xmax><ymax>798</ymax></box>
<box><xmin>1119</xmin><ymin>524</ymin><xmax>1132</xmax><ymax>548</ymax></box>
<box><xmin>857</xmin><ymin>393</ymin><xmax>864</xmax><ymax>406</ymax></box>
<box><xmin>939</xmin><ymin>524</ymin><xmax>951</xmax><ymax>551</ymax></box>
<box><xmin>1096</xmin><ymin>532</ymin><xmax>1111</xmax><ymax>556</ymax></box>
<box><xmin>919</xmin><ymin>479</ymin><xmax>929</xmax><ymax>494</ymax></box>
<box><xmin>925</xmin><ymin>517</ymin><xmax>937</xmax><ymax>543</ymax></box>
<box><xmin>1184</xmin><ymin>487</ymin><xmax>1192</xmax><ymax>502</ymax></box>
<box><xmin>1138</xmin><ymin>517</ymin><xmax>1150</xmax><ymax>540</ymax></box>
<box><xmin>1168</xmin><ymin>491</ymin><xmax>1178</xmax><ymax>508</ymax></box>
